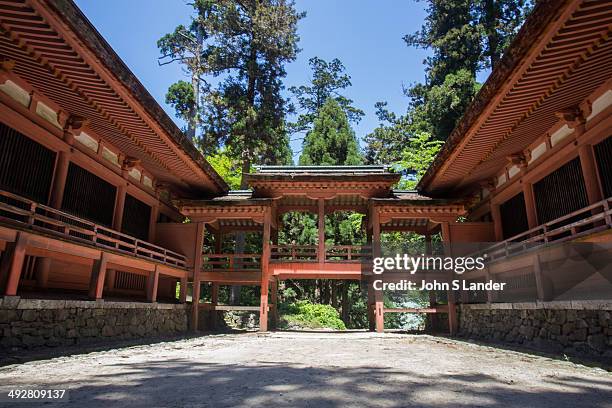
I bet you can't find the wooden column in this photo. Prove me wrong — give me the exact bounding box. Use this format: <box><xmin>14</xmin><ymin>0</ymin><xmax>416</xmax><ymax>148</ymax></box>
<box><xmin>88</xmin><ymin>253</ymin><xmax>108</xmax><ymax>300</ymax></box>
<box><xmin>440</xmin><ymin>222</ymin><xmax>458</xmax><ymax>336</ymax></box>
<box><xmin>113</xmin><ymin>184</ymin><xmax>127</xmax><ymax>231</ymax></box>
<box><xmin>1</xmin><ymin>233</ymin><xmax>27</xmax><ymax>296</ymax></box>
<box><xmin>522</xmin><ymin>182</ymin><xmax>538</xmax><ymax>229</ymax></box>
<box><xmin>146</xmin><ymin>266</ymin><xmax>160</xmax><ymax>303</ymax></box>
<box><xmin>179</xmin><ymin>276</ymin><xmax>187</xmax><ymax>303</ymax></box>
<box><xmin>49</xmin><ymin>150</ymin><xmax>70</xmax><ymax>209</ymax></box>
<box><xmin>37</xmin><ymin>147</ymin><xmax>72</xmax><ymax>288</ymax></box>
<box><xmin>260</xmin><ymin>207</ymin><xmax>272</xmax><ymax>332</ymax></box>
<box><xmin>425</xmin><ymin>233</ymin><xmax>437</xmax><ymax>307</ymax></box>
<box><xmin>148</xmin><ymin>204</ymin><xmax>159</xmax><ymax>242</ymax></box>
<box><xmin>317</xmin><ymin>198</ymin><xmax>325</xmax><ymax>264</ymax></box>
<box><xmin>210</xmin><ymin>282</ymin><xmax>219</xmax><ymax>329</ymax></box>
<box><xmin>579</xmin><ymin>144</ymin><xmax>604</xmax><ymax>205</ymax></box>
<box><xmin>107</xmin><ymin>184</ymin><xmax>126</xmax><ymax>294</ymax></box>
<box><xmin>491</xmin><ymin>204</ymin><xmax>503</xmax><ymax>241</ymax></box>
<box><xmin>191</xmin><ymin>222</ymin><xmax>205</xmax><ymax>331</ymax></box>
<box><xmin>371</xmin><ymin>206</ymin><xmax>384</xmax><ymax>333</ymax></box>
<box><xmin>365</xmin><ymin>226</ymin><xmax>375</xmax><ymax>331</ymax></box>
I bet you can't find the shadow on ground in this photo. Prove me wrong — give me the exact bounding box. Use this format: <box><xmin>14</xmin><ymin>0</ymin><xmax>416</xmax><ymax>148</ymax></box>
<box><xmin>4</xmin><ymin>358</ymin><xmax>611</xmax><ymax>408</ymax></box>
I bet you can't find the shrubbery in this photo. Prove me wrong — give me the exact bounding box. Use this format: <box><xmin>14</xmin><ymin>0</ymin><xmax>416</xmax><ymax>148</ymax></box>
<box><xmin>280</xmin><ymin>300</ymin><xmax>346</xmax><ymax>330</ymax></box>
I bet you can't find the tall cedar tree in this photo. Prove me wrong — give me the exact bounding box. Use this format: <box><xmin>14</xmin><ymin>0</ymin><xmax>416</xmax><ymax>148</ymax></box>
<box><xmin>159</xmin><ymin>0</ymin><xmax>303</xmax><ymax>184</ymax></box>
<box><xmin>365</xmin><ymin>0</ymin><xmax>533</xmax><ymax>163</ymax></box>
<box><xmin>299</xmin><ymin>99</ymin><xmax>362</xmax><ymax>166</ymax></box>
<box><xmin>289</xmin><ymin>57</ymin><xmax>364</xmax><ymax>134</ymax></box>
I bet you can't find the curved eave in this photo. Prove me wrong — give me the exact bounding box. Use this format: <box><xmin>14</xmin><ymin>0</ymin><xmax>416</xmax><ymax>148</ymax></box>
<box><xmin>417</xmin><ymin>0</ymin><xmax>575</xmax><ymax>196</ymax></box>
<box><xmin>40</xmin><ymin>0</ymin><xmax>228</xmax><ymax>195</ymax></box>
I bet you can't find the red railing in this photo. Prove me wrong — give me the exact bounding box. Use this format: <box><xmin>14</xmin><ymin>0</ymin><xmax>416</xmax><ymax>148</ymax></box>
<box><xmin>270</xmin><ymin>244</ymin><xmax>371</xmax><ymax>263</ymax></box>
<box><xmin>0</xmin><ymin>189</ymin><xmax>188</xmax><ymax>268</ymax></box>
<box><xmin>486</xmin><ymin>196</ymin><xmax>612</xmax><ymax>261</ymax></box>
<box><xmin>202</xmin><ymin>253</ymin><xmax>262</xmax><ymax>272</ymax></box>
<box><xmin>271</xmin><ymin>244</ymin><xmax>318</xmax><ymax>262</ymax></box>
<box><xmin>325</xmin><ymin>245</ymin><xmax>372</xmax><ymax>262</ymax></box>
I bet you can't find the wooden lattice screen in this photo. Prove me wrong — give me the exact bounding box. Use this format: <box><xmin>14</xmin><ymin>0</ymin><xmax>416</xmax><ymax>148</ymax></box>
<box><xmin>534</xmin><ymin>157</ymin><xmax>588</xmax><ymax>224</ymax></box>
<box><xmin>62</xmin><ymin>163</ymin><xmax>116</xmax><ymax>227</ymax></box>
<box><xmin>595</xmin><ymin>136</ymin><xmax>612</xmax><ymax>198</ymax></box>
<box><xmin>499</xmin><ymin>192</ymin><xmax>529</xmax><ymax>239</ymax></box>
<box><xmin>121</xmin><ymin>194</ymin><xmax>151</xmax><ymax>240</ymax></box>
<box><xmin>0</xmin><ymin>122</ymin><xmax>56</xmax><ymax>203</ymax></box>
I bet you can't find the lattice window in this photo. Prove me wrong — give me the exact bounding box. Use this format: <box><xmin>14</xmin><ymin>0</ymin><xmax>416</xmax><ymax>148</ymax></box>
<box><xmin>62</xmin><ymin>163</ymin><xmax>116</xmax><ymax>226</ymax></box>
<box><xmin>499</xmin><ymin>192</ymin><xmax>529</xmax><ymax>239</ymax></box>
<box><xmin>595</xmin><ymin>136</ymin><xmax>612</xmax><ymax>198</ymax></box>
<box><xmin>0</xmin><ymin>122</ymin><xmax>56</xmax><ymax>203</ymax></box>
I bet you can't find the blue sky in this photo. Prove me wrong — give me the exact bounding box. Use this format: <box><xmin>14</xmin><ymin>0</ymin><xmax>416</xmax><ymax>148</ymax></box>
<box><xmin>75</xmin><ymin>0</ymin><xmax>431</xmax><ymax>162</ymax></box>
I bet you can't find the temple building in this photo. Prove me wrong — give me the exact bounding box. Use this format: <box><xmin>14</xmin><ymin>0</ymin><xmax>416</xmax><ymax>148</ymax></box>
<box><xmin>0</xmin><ymin>0</ymin><xmax>610</xmax><ymax>351</ymax></box>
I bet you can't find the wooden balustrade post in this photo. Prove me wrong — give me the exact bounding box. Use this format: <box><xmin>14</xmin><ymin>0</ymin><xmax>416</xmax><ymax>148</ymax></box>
<box><xmin>146</xmin><ymin>266</ymin><xmax>160</xmax><ymax>303</ymax></box>
<box><xmin>88</xmin><ymin>253</ymin><xmax>108</xmax><ymax>300</ymax></box>
<box><xmin>1</xmin><ymin>233</ymin><xmax>27</xmax><ymax>296</ymax></box>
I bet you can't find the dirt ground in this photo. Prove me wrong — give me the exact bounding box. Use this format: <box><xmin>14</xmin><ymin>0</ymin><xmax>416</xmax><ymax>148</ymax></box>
<box><xmin>0</xmin><ymin>332</ymin><xmax>611</xmax><ymax>407</ymax></box>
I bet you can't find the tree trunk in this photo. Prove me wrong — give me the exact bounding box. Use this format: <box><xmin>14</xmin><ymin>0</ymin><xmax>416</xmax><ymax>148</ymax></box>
<box><xmin>341</xmin><ymin>281</ymin><xmax>350</xmax><ymax>325</ymax></box>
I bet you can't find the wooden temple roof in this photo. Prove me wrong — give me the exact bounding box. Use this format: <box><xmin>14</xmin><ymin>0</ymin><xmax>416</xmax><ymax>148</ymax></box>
<box><xmin>418</xmin><ymin>0</ymin><xmax>612</xmax><ymax>196</ymax></box>
<box><xmin>0</xmin><ymin>0</ymin><xmax>228</xmax><ymax>197</ymax></box>
<box><xmin>245</xmin><ymin>165</ymin><xmax>401</xmax><ymax>199</ymax></box>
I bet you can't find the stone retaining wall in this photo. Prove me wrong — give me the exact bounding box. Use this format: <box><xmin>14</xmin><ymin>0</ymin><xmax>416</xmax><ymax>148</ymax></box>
<box><xmin>0</xmin><ymin>297</ymin><xmax>190</xmax><ymax>351</ymax></box>
<box><xmin>459</xmin><ymin>301</ymin><xmax>612</xmax><ymax>360</ymax></box>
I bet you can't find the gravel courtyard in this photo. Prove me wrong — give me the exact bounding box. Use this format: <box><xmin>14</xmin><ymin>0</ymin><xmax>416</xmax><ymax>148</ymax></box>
<box><xmin>1</xmin><ymin>332</ymin><xmax>611</xmax><ymax>407</ymax></box>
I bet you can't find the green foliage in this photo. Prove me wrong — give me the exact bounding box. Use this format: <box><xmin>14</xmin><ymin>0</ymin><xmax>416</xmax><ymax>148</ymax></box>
<box><xmin>206</xmin><ymin>149</ymin><xmax>242</xmax><ymax>189</ymax></box>
<box><xmin>289</xmin><ymin>57</ymin><xmax>364</xmax><ymax>133</ymax></box>
<box><xmin>280</xmin><ymin>300</ymin><xmax>346</xmax><ymax>330</ymax></box>
<box><xmin>394</xmin><ymin>131</ymin><xmax>443</xmax><ymax>189</ymax></box>
<box><xmin>165</xmin><ymin>81</ymin><xmax>196</xmax><ymax>132</ymax></box>
<box><xmin>299</xmin><ymin>98</ymin><xmax>363</xmax><ymax>166</ymax></box>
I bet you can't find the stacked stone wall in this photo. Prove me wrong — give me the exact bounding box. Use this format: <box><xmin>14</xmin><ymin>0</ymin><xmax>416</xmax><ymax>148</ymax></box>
<box><xmin>0</xmin><ymin>297</ymin><xmax>190</xmax><ymax>351</ymax></box>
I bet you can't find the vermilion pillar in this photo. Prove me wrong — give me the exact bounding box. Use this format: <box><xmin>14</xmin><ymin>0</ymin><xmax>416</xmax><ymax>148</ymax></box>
<box><xmin>191</xmin><ymin>222</ymin><xmax>205</xmax><ymax>331</ymax></box>
<box><xmin>371</xmin><ymin>206</ymin><xmax>384</xmax><ymax>333</ymax></box>
<box><xmin>578</xmin><ymin>144</ymin><xmax>604</xmax><ymax>205</ymax></box>
<box><xmin>318</xmin><ymin>198</ymin><xmax>325</xmax><ymax>264</ymax></box>
<box><xmin>146</xmin><ymin>266</ymin><xmax>160</xmax><ymax>303</ymax></box>
<box><xmin>88</xmin><ymin>253</ymin><xmax>108</xmax><ymax>300</ymax></box>
<box><xmin>440</xmin><ymin>221</ymin><xmax>458</xmax><ymax>336</ymax></box>
<box><xmin>491</xmin><ymin>203</ymin><xmax>503</xmax><ymax>241</ymax></box>
<box><xmin>1</xmin><ymin>233</ymin><xmax>27</xmax><ymax>296</ymax></box>
<box><xmin>522</xmin><ymin>182</ymin><xmax>538</xmax><ymax>229</ymax></box>
<box><xmin>260</xmin><ymin>207</ymin><xmax>272</xmax><ymax>332</ymax></box>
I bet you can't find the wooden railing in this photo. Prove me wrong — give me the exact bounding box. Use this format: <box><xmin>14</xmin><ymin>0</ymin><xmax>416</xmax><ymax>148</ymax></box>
<box><xmin>202</xmin><ymin>253</ymin><xmax>262</xmax><ymax>271</ymax></box>
<box><xmin>486</xmin><ymin>196</ymin><xmax>612</xmax><ymax>261</ymax></box>
<box><xmin>270</xmin><ymin>244</ymin><xmax>371</xmax><ymax>263</ymax></box>
<box><xmin>325</xmin><ymin>245</ymin><xmax>372</xmax><ymax>262</ymax></box>
<box><xmin>271</xmin><ymin>245</ymin><xmax>318</xmax><ymax>262</ymax></box>
<box><xmin>0</xmin><ymin>189</ymin><xmax>188</xmax><ymax>268</ymax></box>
